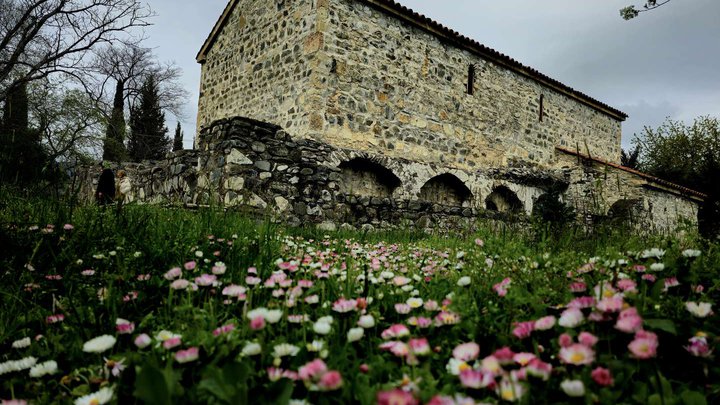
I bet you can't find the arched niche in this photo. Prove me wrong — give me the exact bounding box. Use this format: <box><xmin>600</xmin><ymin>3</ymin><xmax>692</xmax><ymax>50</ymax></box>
<box><xmin>338</xmin><ymin>158</ymin><xmax>401</xmax><ymax>198</ymax></box>
<box><xmin>486</xmin><ymin>185</ymin><xmax>523</xmax><ymax>213</ymax></box>
<box><xmin>419</xmin><ymin>173</ymin><xmax>472</xmax><ymax>207</ymax></box>
<box><xmin>607</xmin><ymin>198</ymin><xmax>645</xmax><ymax>225</ymax></box>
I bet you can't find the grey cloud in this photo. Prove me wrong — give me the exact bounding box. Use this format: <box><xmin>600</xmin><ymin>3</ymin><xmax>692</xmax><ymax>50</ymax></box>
<box><xmin>617</xmin><ymin>100</ymin><xmax>680</xmax><ymax>148</ymax></box>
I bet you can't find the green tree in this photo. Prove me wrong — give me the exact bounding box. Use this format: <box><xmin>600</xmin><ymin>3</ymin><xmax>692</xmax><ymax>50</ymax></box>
<box><xmin>621</xmin><ymin>146</ymin><xmax>641</xmax><ymax>169</ymax></box>
<box><xmin>95</xmin><ymin>44</ymin><xmax>187</xmax><ymax>161</ymax></box>
<box><xmin>0</xmin><ymin>82</ymin><xmax>48</xmax><ymax>183</ymax></box>
<box><xmin>127</xmin><ymin>75</ymin><xmax>169</xmax><ymax>161</ymax></box>
<box><xmin>621</xmin><ymin>1</ymin><xmax>672</xmax><ymax>20</ymax></box>
<box><xmin>30</xmin><ymin>83</ymin><xmax>103</xmax><ymax>163</ymax></box>
<box><xmin>633</xmin><ymin>116</ymin><xmax>720</xmax><ymax>237</ymax></box>
<box><xmin>102</xmin><ymin>79</ymin><xmax>128</xmax><ymax>161</ymax></box>
<box><xmin>173</xmin><ymin>122</ymin><xmax>183</xmax><ymax>152</ymax></box>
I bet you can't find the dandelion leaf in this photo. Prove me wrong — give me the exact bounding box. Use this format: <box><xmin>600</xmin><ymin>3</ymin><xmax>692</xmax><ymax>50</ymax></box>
<box><xmin>644</xmin><ymin>318</ymin><xmax>678</xmax><ymax>335</ymax></box>
<box><xmin>134</xmin><ymin>364</ymin><xmax>177</xmax><ymax>405</ymax></box>
<box><xmin>681</xmin><ymin>390</ymin><xmax>708</xmax><ymax>405</ymax></box>
<box><xmin>198</xmin><ymin>362</ymin><xmax>250</xmax><ymax>404</ymax></box>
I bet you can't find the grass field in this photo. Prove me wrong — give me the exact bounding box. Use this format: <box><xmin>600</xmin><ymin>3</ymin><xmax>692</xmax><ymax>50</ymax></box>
<box><xmin>0</xmin><ymin>193</ymin><xmax>718</xmax><ymax>404</ymax></box>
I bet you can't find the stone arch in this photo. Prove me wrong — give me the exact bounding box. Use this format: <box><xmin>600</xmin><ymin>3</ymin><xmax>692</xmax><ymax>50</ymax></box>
<box><xmin>485</xmin><ymin>185</ymin><xmax>523</xmax><ymax>213</ymax></box>
<box><xmin>419</xmin><ymin>173</ymin><xmax>473</xmax><ymax>207</ymax></box>
<box><xmin>338</xmin><ymin>157</ymin><xmax>401</xmax><ymax>198</ymax></box>
<box><xmin>607</xmin><ymin>198</ymin><xmax>645</xmax><ymax>225</ymax></box>
<box><xmin>531</xmin><ymin>191</ymin><xmax>575</xmax><ymax>221</ymax></box>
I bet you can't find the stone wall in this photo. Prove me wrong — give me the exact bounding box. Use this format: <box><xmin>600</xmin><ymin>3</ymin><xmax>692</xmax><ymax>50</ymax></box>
<box><xmin>196</xmin><ymin>0</ymin><xmax>318</xmax><ymax>136</ymax></box>
<box><xmin>193</xmin><ymin>117</ymin><xmax>559</xmax><ymax>231</ymax></box>
<box><xmin>553</xmin><ymin>152</ymin><xmax>700</xmax><ymax>231</ymax></box>
<box><xmin>196</xmin><ymin>0</ymin><xmax>624</xmax><ymax>170</ymax></box>
<box><xmin>76</xmin><ymin>117</ymin><xmax>699</xmax><ymax>233</ymax></box>
<box><xmin>76</xmin><ymin>150</ymin><xmax>200</xmax><ymax>205</ymax></box>
<box><xmin>312</xmin><ymin>0</ymin><xmax>623</xmax><ymax>169</ymax></box>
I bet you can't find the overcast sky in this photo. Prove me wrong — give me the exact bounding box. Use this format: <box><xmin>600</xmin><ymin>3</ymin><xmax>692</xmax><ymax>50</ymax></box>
<box><xmin>144</xmin><ymin>0</ymin><xmax>720</xmax><ymax>150</ymax></box>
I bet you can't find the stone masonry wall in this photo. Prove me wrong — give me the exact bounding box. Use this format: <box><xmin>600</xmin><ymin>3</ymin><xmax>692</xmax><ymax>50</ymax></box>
<box><xmin>196</xmin><ymin>0</ymin><xmax>624</xmax><ymax>170</ymax></box>
<box><xmin>76</xmin><ymin>150</ymin><xmax>201</xmax><ymax>205</ymax></box>
<box><xmin>196</xmin><ymin>0</ymin><xmax>319</xmax><ymax>136</ymax></box>
<box><xmin>76</xmin><ymin>117</ymin><xmax>698</xmax><ymax>233</ymax></box>
<box><xmin>310</xmin><ymin>0</ymin><xmax>623</xmax><ymax>170</ymax></box>
<box><xmin>553</xmin><ymin>152</ymin><xmax>700</xmax><ymax>231</ymax></box>
<box><xmin>194</xmin><ymin>117</ymin><xmax>560</xmax><ymax>231</ymax></box>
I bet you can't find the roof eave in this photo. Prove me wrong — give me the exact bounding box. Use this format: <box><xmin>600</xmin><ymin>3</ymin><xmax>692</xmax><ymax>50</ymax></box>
<box><xmin>196</xmin><ymin>0</ymin><xmax>240</xmax><ymax>64</ymax></box>
<box><xmin>555</xmin><ymin>147</ymin><xmax>706</xmax><ymax>201</ymax></box>
<box><xmin>361</xmin><ymin>0</ymin><xmax>627</xmax><ymax>121</ymax></box>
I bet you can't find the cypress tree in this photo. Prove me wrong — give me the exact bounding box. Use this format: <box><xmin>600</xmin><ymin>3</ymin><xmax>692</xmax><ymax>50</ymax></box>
<box><xmin>0</xmin><ymin>83</ymin><xmax>46</xmax><ymax>183</ymax></box>
<box><xmin>173</xmin><ymin>122</ymin><xmax>183</xmax><ymax>151</ymax></box>
<box><xmin>102</xmin><ymin>79</ymin><xmax>128</xmax><ymax>162</ymax></box>
<box><xmin>127</xmin><ymin>75</ymin><xmax>169</xmax><ymax>161</ymax></box>
<box><xmin>2</xmin><ymin>83</ymin><xmax>29</xmax><ymax>134</ymax></box>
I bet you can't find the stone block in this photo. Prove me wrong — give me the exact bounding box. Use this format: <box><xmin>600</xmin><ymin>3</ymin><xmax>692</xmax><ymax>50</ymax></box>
<box><xmin>307</xmin><ymin>205</ymin><xmax>324</xmax><ymax>216</ymax></box>
<box><xmin>317</xmin><ymin>221</ymin><xmax>337</xmax><ymax>232</ymax></box>
<box><xmin>254</xmin><ymin>161</ymin><xmax>272</xmax><ymax>171</ymax></box>
<box><xmin>226</xmin><ymin>177</ymin><xmax>245</xmax><ymax>191</ymax></box>
<box><xmin>251</xmin><ymin>142</ymin><xmax>267</xmax><ymax>153</ymax></box>
<box><xmin>294</xmin><ymin>202</ymin><xmax>308</xmax><ymax>215</ymax></box>
<box><xmin>275</xmin><ymin>196</ymin><xmax>291</xmax><ymax>213</ymax></box>
<box><xmin>304</xmin><ymin>32</ymin><xmax>324</xmax><ymax>53</ymax></box>
<box><xmin>227</xmin><ymin>149</ymin><xmax>253</xmax><ymax>166</ymax></box>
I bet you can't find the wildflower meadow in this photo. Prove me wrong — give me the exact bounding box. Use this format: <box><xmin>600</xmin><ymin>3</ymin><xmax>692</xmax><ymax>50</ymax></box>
<box><xmin>0</xmin><ymin>195</ymin><xmax>718</xmax><ymax>404</ymax></box>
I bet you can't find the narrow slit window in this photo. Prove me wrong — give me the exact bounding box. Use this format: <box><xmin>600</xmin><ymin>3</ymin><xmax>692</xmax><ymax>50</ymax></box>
<box><xmin>467</xmin><ymin>64</ymin><xmax>475</xmax><ymax>95</ymax></box>
<box><xmin>539</xmin><ymin>94</ymin><xmax>544</xmax><ymax>122</ymax></box>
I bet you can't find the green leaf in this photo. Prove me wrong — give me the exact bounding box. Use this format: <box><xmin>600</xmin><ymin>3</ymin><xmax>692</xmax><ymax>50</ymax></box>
<box><xmin>71</xmin><ymin>385</ymin><xmax>90</xmax><ymax>397</ymax></box>
<box><xmin>644</xmin><ymin>318</ymin><xmax>678</xmax><ymax>335</ymax></box>
<box><xmin>680</xmin><ymin>390</ymin><xmax>707</xmax><ymax>405</ymax></box>
<box><xmin>354</xmin><ymin>374</ymin><xmax>374</xmax><ymax>405</ymax></box>
<box><xmin>648</xmin><ymin>394</ymin><xmax>663</xmax><ymax>405</ymax></box>
<box><xmin>632</xmin><ymin>382</ymin><xmax>649</xmax><ymax>403</ymax></box>
<box><xmin>198</xmin><ymin>367</ymin><xmax>234</xmax><ymax>403</ymax></box>
<box><xmin>134</xmin><ymin>365</ymin><xmax>177</xmax><ymax>405</ymax></box>
<box><xmin>198</xmin><ymin>362</ymin><xmax>251</xmax><ymax>404</ymax></box>
<box><xmin>266</xmin><ymin>379</ymin><xmax>294</xmax><ymax>404</ymax></box>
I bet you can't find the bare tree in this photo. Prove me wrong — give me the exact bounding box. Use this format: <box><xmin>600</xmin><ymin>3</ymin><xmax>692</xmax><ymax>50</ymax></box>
<box><xmin>87</xmin><ymin>43</ymin><xmax>187</xmax><ymax>160</ymax></box>
<box><xmin>91</xmin><ymin>44</ymin><xmax>187</xmax><ymax>117</ymax></box>
<box><xmin>0</xmin><ymin>0</ymin><xmax>153</xmax><ymax>102</ymax></box>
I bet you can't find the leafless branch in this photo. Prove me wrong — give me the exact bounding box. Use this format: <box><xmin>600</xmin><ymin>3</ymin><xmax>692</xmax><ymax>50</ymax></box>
<box><xmin>0</xmin><ymin>0</ymin><xmax>154</xmax><ymax>101</ymax></box>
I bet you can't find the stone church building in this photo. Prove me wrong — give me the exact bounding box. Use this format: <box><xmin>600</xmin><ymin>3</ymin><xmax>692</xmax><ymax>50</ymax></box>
<box><xmin>79</xmin><ymin>0</ymin><xmax>703</xmax><ymax>232</ymax></box>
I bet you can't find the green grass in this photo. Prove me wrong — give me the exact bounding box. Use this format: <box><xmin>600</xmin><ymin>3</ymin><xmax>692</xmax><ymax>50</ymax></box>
<box><xmin>1</xmin><ymin>191</ymin><xmax>718</xmax><ymax>404</ymax></box>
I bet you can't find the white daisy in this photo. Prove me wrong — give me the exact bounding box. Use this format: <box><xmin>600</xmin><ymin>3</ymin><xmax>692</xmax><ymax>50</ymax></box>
<box><xmin>240</xmin><ymin>342</ymin><xmax>262</xmax><ymax>357</ymax></box>
<box><xmin>29</xmin><ymin>360</ymin><xmax>58</xmax><ymax>377</ymax></box>
<box><xmin>82</xmin><ymin>335</ymin><xmax>116</xmax><ymax>353</ymax></box>
<box><xmin>74</xmin><ymin>386</ymin><xmax>114</xmax><ymax>405</ymax></box>
<box><xmin>272</xmin><ymin>343</ymin><xmax>300</xmax><ymax>358</ymax></box>
<box><xmin>11</xmin><ymin>337</ymin><xmax>31</xmax><ymax>349</ymax></box>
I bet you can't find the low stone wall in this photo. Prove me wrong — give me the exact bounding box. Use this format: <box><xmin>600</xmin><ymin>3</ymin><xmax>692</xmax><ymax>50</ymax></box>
<box><xmin>194</xmin><ymin>117</ymin><xmax>570</xmax><ymax>231</ymax></box>
<box><xmin>74</xmin><ymin>116</ymin><xmax>700</xmax><ymax>233</ymax></box>
<box><xmin>75</xmin><ymin>150</ymin><xmax>200</xmax><ymax>205</ymax></box>
<box><xmin>553</xmin><ymin>152</ymin><xmax>700</xmax><ymax>232</ymax></box>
